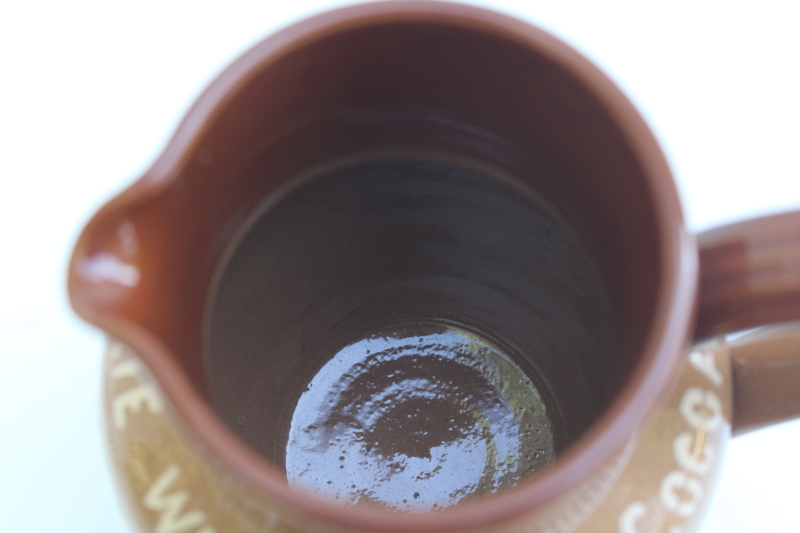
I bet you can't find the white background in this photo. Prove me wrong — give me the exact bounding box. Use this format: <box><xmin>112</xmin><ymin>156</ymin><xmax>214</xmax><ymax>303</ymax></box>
<box><xmin>1</xmin><ymin>1</ymin><xmax>799</xmax><ymax>531</ymax></box>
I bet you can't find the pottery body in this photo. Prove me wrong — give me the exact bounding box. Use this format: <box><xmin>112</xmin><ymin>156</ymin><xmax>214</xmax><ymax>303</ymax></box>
<box><xmin>70</xmin><ymin>3</ymin><xmax>800</xmax><ymax>533</ymax></box>
<box><xmin>105</xmin><ymin>335</ymin><xmax>735</xmax><ymax>533</ymax></box>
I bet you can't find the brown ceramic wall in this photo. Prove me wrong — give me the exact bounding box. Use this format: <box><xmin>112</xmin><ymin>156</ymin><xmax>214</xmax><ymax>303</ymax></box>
<box><xmin>206</xmin><ymin>156</ymin><xmax>618</xmax><ymax>464</ymax></box>
<box><xmin>77</xmin><ymin>17</ymin><xmax>665</xmax><ymax>408</ymax></box>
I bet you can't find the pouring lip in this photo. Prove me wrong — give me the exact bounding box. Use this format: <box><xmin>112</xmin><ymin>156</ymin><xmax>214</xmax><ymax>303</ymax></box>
<box><xmin>68</xmin><ymin>1</ymin><xmax>698</xmax><ymax>531</ymax></box>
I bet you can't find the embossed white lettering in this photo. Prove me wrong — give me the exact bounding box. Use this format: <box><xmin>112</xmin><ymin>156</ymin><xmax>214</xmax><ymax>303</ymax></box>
<box><xmin>108</xmin><ymin>341</ymin><xmax>126</xmax><ymax>362</ymax></box>
<box><xmin>111</xmin><ymin>359</ymin><xmax>142</xmax><ymax>381</ymax></box>
<box><xmin>679</xmin><ymin>387</ymin><xmax>723</xmax><ymax>432</ymax></box>
<box><xmin>113</xmin><ymin>383</ymin><xmax>164</xmax><ymax>429</ymax></box>
<box><xmin>673</xmin><ymin>431</ymin><xmax>713</xmax><ymax>476</ymax></box>
<box><xmin>143</xmin><ymin>464</ymin><xmax>215</xmax><ymax>533</ymax></box>
<box><xmin>659</xmin><ymin>470</ymin><xmax>703</xmax><ymax>518</ymax></box>
<box><xmin>617</xmin><ymin>370</ymin><xmax>727</xmax><ymax>531</ymax></box>
<box><xmin>618</xmin><ymin>501</ymin><xmax>647</xmax><ymax>533</ymax></box>
<box><xmin>688</xmin><ymin>349</ymin><xmax>723</xmax><ymax>387</ymax></box>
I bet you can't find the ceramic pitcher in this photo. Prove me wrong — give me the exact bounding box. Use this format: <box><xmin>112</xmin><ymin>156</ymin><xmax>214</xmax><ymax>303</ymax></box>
<box><xmin>68</xmin><ymin>3</ymin><xmax>800</xmax><ymax>532</ymax></box>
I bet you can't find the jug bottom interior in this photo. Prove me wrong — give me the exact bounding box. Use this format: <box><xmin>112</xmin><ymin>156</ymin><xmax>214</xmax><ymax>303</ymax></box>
<box><xmin>284</xmin><ymin>320</ymin><xmax>554</xmax><ymax>512</ymax></box>
<box><xmin>205</xmin><ymin>153</ymin><xmax>617</xmax><ymax>511</ymax></box>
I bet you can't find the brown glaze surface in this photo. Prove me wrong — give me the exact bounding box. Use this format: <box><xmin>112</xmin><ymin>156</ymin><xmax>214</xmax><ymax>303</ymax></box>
<box><xmin>697</xmin><ymin>211</ymin><xmax>800</xmax><ymax>433</ymax></box>
<box><xmin>726</xmin><ymin>323</ymin><xmax>800</xmax><ymax>435</ymax></box>
<box><xmin>697</xmin><ymin>210</ymin><xmax>800</xmax><ymax>339</ymax></box>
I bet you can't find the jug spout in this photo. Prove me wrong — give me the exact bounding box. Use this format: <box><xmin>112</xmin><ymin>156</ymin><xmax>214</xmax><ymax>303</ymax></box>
<box><xmin>69</xmin><ymin>205</ymin><xmax>142</xmax><ymax>324</ymax></box>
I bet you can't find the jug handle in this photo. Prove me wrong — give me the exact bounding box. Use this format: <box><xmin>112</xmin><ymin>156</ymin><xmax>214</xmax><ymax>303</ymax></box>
<box><xmin>697</xmin><ymin>209</ymin><xmax>800</xmax><ymax>435</ymax></box>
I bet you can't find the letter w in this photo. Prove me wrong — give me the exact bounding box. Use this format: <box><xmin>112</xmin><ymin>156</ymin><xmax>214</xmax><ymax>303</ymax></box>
<box><xmin>143</xmin><ymin>464</ymin><xmax>211</xmax><ymax>533</ymax></box>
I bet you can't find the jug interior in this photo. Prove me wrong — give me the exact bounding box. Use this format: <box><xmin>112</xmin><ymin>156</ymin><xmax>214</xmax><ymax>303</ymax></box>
<box><xmin>206</xmin><ymin>155</ymin><xmax>616</xmax><ymax>510</ymax></box>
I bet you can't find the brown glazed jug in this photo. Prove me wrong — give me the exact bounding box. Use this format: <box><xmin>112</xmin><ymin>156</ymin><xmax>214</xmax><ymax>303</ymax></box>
<box><xmin>68</xmin><ymin>2</ymin><xmax>800</xmax><ymax>533</ymax></box>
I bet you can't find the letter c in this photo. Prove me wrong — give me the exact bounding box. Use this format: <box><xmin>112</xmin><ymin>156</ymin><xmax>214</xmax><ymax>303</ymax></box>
<box><xmin>619</xmin><ymin>501</ymin><xmax>647</xmax><ymax>533</ymax></box>
<box><xmin>660</xmin><ymin>470</ymin><xmax>703</xmax><ymax>518</ymax></box>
